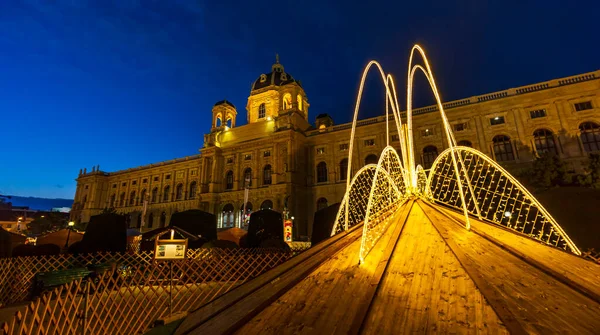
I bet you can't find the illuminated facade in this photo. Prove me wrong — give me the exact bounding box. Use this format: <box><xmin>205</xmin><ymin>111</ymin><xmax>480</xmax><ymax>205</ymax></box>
<box><xmin>70</xmin><ymin>57</ymin><xmax>600</xmax><ymax>237</ymax></box>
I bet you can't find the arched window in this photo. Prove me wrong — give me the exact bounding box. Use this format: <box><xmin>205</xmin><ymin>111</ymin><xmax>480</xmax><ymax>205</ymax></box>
<box><xmin>457</xmin><ymin>140</ymin><xmax>472</xmax><ymax>147</ymax></box>
<box><xmin>243</xmin><ymin>168</ymin><xmax>252</xmax><ymax>187</ymax></box>
<box><xmin>110</xmin><ymin>194</ymin><xmax>116</xmax><ymax>208</ymax></box>
<box><xmin>148</xmin><ymin>213</ymin><xmax>154</xmax><ymax>228</ymax></box>
<box><xmin>316</xmin><ymin>162</ymin><xmax>328</xmax><ymax>183</ymax></box>
<box><xmin>283</xmin><ymin>93</ymin><xmax>292</xmax><ymax>110</ymax></box>
<box><xmin>129</xmin><ymin>191</ymin><xmax>136</xmax><ymax>206</ymax></box>
<box><xmin>297</xmin><ymin>94</ymin><xmax>303</xmax><ymax>111</ymax></box>
<box><xmin>222</xmin><ymin>204</ymin><xmax>234</xmax><ymax>227</ymax></box>
<box><xmin>119</xmin><ymin>192</ymin><xmax>125</xmax><ymax>207</ymax></box>
<box><xmin>160</xmin><ymin>212</ymin><xmax>167</xmax><ymax>228</ymax></box>
<box><xmin>263</xmin><ymin>165</ymin><xmax>272</xmax><ymax>185</ymax></box>
<box><xmin>339</xmin><ymin>158</ymin><xmax>348</xmax><ymax>181</ymax></box>
<box><xmin>175</xmin><ymin>184</ymin><xmax>183</xmax><ymax>201</ymax></box>
<box><xmin>226</xmin><ymin>171</ymin><xmax>234</xmax><ymax>190</ymax></box>
<box><xmin>215</xmin><ymin>113</ymin><xmax>222</xmax><ymax>127</ymax></box>
<box><xmin>317</xmin><ymin>197</ymin><xmax>328</xmax><ymax>211</ymax></box>
<box><xmin>140</xmin><ymin>189</ymin><xmax>147</xmax><ymax>204</ymax></box>
<box><xmin>422</xmin><ymin>146</ymin><xmax>439</xmax><ymax>169</ymax></box>
<box><xmin>151</xmin><ymin>188</ymin><xmax>158</xmax><ymax>203</ymax></box>
<box><xmin>260</xmin><ymin>200</ymin><xmax>273</xmax><ymax>210</ymax></box>
<box><xmin>189</xmin><ymin>182</ymin><xmax>197</xmax><ymax>199</ymax></box>
<box><xmin>579</xmin><ymin>122</ymin><xmax>600</xmax><ymax>152</ymax></box>
<box><xmin>163</xmin><ymin>185</ymin><xmax>170</xmax><ymax>202</ymax></box>
<box><xmin>226</xmin><ymin>117</ymin><xmax>232</xmax><ymax>128</ymax></box>
<box><xmin>258</xmin><ymin>103</ymin><xmax>266</xmax><ymax>119</ymax></box>
<box><xmin>533</xmin><ymin>129</ymin><xmax>557</xmax><ymax>155</ymax></box>
<box><xmin>492</xmin><ymin>135</ymin><xmax>515</xmax><ymax>162</ymax></box>
<box><xmin>365</xmin><ymin>154</ymin><xmax>378</xmax><ymax>165</ymax></box>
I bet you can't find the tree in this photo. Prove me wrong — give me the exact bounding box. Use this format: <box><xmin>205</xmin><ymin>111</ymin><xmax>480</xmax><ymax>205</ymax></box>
<box><xmin>518</xmin><ymin>153</ymin><xmax>571</xmax><ymax>190</ymax></box>
<box><xmin>578</xmin><ymin>154</ymin><xmax>600</xmax><ymax>189</ymax></box>
<box><xmin>26</xmin><ymin>212</ymin><xmax>68</xmax><ymax>235</ymax></box>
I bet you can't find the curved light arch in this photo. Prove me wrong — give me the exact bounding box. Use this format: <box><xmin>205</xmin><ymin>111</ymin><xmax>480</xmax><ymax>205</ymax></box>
<box><xmin>426</xmin><ymin>146</ymin><xmax>581</xmax><ymax>255</ymax></box>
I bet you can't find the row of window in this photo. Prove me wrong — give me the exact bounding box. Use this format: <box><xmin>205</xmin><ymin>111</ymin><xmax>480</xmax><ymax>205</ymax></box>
<box><xmin>419</xmin><ymin>122</ymin><xmax>600</xmax><ymax>168</ymax></box>
<box><xmin>110</xmin><ymin>182</ymin><xmax>198</xmax><ymax>207</ymax></box>
<box><xmin>256</xmin><ymin>94</ymin><xmax>304</xmax><ymax>119</ymax></box>
<box><xmin>315</xmin><ymin>154</ymin><xmax>379</xmax><ymax>183</ymax></box>
<box><xmin>220</xmin><ymin>200</ymin><xmax>274</xmax><ymax>227</ymax></box>
<box><xmin>110</xmin><ymin>171</ymin><xmax>197</xmax><ymax>189</ymax></box>
<box><xmin>224</xmin><ymin>165</ymin><xmax>272</xmax><ymax>190</ymax></box>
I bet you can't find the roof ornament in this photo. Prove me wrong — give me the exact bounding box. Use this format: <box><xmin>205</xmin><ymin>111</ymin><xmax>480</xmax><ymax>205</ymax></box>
<box><xmin>275</xmin><ymin>53</ymin><xmax>279</xmax><ymax>64</ymax></box>
<box><xmin>272</xmin><ymin>54</ymin><xmax>284</xmax><ymax>72</ymax></box>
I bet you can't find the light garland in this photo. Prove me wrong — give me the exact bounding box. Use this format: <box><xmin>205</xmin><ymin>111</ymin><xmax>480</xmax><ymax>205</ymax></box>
<box><xmin>330</xmin><ymin>44</ymin><xmax>582</xmax><ymax>263</ymax></box>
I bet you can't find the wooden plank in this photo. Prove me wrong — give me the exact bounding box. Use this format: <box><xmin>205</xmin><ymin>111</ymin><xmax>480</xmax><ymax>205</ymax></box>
<box><xmin>417</xmin><ymin>201</ymin><xmax>528</xmax><ymax>335</ymax></box>
<box><xmin>176</xmin><ymin>222</ymin><xmax>364</xmax><ymax>335</ymax></box>
<box><xmin>181</xmin><ymin>224</ymin><xmax>365</xmax><ymax>335</ymax></box>
<box><xmin>420</xmin><ymin>200</ymin><xmax>600</xmax><ymax>334</ymax></box>
<box><xmin>349</xmin><ymin>200</ymin><xmax>414</xmax><ymax>334</ymax></box>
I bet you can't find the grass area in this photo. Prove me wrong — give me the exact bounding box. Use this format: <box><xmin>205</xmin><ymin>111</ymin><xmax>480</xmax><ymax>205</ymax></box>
<box><xmin>533</xmin><ymin>187</ymin><xmax>600</xmax><ymax>251</ymax></box>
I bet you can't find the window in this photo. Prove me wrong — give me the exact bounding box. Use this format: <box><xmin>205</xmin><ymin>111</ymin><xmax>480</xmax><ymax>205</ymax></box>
<box><xmin>421</xmin><ymin>129</ymin><xmax>433</xmax><ymax>137</ymax></box>
<box><xmin>490</xmin><ymin>116</ymin><xmax>505</xmax><ymax>126</ymax></box>
<box><xmin>244</xmin><ymin>168</ymin><xmax>252</xmax><ymax>187</ymax></box>
<box><xmin>244</xmin><ymin>154</ymin><xmax>252</xmax><ymax>160</ymax></box>
<box><xmin>226</xmin><ymin>171</ymin><xmax>234</xmax><ymax>190</ymax></box>
<box><xmin>163</xmin><ymin>185</ymin><xmax>170</xmax><ymax>202</ymax></box>
<box><xmin>122</xmin><ymin>182</ymin><xmax>127</xmax><ymax>187</ymax></box>
<box><xmin>132</xmin><ymin>180</ymin><xmax>137</xmax><ymax>185</ymax></box>
<box><xmin>297</xmin><ymin>94</ymin><xmax>303</xmax><ymax>111</ymax></box>
<box><xmin>457</xmin><ymin>140</ymin><xmax>472</xmax><ymax>147</ymax></box>
<box><xmin>575</xmin><ymin>101</ymin><xmax>593</xmax><ymax>112</ymax></box>
<box><xmin>391</xmin><ymin>134</ymin><xmax>399</xmax><ymax>142</ymax></box>
<box><xmin>112</xmin><ymin>184</ymin><xmax>117</xmax><ymax>189</ymax></box>
<box><xmin>151</xmin><ymin>188</ymin><xmax>158</xmax><ymax>203</ymax></box>
<box><xmin>148</xmin><ymin>213</ymin><xmax>154</xmax><ymax>228</ymax></box>
<box><xmin>260</xmin><ymin>200</ymin><xmax>273</xmax><ymax>210</ymax></box>
<box><xmin>258</xmin><ymin>103</ymin><xmax>266</xmax><ymax>119</ymax></box>
<box><xmin>339</xmin><ymin>143</ymin><xmax>349</xmax><ymax>151</ymax></box>
<box><xmin>453</xmin><ymin>123</ymin><xmax>467</xmax><ymax>132</ymax></box>
<box><xmin>316</xmin><ymin>162</ymin><xmax>328</xmax><ymax>183</ymax></box>
<box><xmin>317</xmin><ymin>198</ymin><xmax>328</xmax><ymax>211</ymax></box>
<box><xmin>160</xmin><ymin>212</ymin><xmax>167</xmax><ymax>228</ymax></box>
<box><xmin>119</xmin><ymin>192</ymin><xmax>125</xmax><ymax>207</ymax></box>
<box><xmin>222</xmin><ymin>204</ymin><xmax>235</xmax><ymax>227</ymax></box>
<box><xmin>189</xmin><ymin>182</ymin><xmax>197</xmax><ymax>199</ymax></box>
<box><xmin>283</xmin><ymin>93</ymin><xmax>293</xmax><ymax>110</ymax></box>
<box><xmin>110</xmin><ymin>194</ymin><xmax>116</xmax><ymax>207</ymax></box>
<box><xmin>533</xmin><ymin>129</ymin><xmax>557</xmax><ymax>155</ymax></box>
<box><xmin>165</xmin><ymin>174</ymin><xmax>171</xmax><ymax>180</ymax></box>
<box><xmin>85</xmin><ymin>185</ymin><xmax>89</xmax><ymax>190</ymax></box>
<box><xmin>492</xmin><ymin>135</ymin><xmax>515</xmax><ymax>161</ymax></box>
<box><xmin>317</xmin><ymin>147</ymin><xmax>325</xmax><ymax>154</ymax></box>
<box><xmin>263</xmin><ymin>165</ymin><xmax>272</xmax><ymax>185</ymax></box>
<box><xmin>176</xmin><ymin>184</ymin><xmax>183</xmax><ymax>200</ymax></box>
<box><xmin>264</xmin><ymin>150</ymin><xmax>271</xmax><ymax>157</ymax></box>
<box><xmin>530</xmin><ymin>109</ymin><xmax>547</xmax><ymax>119</ymax></box>
<box><xmin>140</xmin><ymin>189</ymin><xmax>147</xmax><ymax>203</ymax></box>
<box><xmin>365</xmin><ymin>154</ymin><xmax>378</xmax><ymax>165</ymax></box>
<box><xmin>142</xmin><ymin>178</ymin><xmax>147</xmax><ymax>183</ymax></box>
<box><xmin>154</xmin><ymin>176</ymin><xmax>159</xmax><ymax>182</ymax></box>
<box><xmin>129</xmin><ymin>191</ymin><xmax>136</xmax><ymax>206</ymax></box>
<box><xmin>339</xmin><ymin>158</ymin><xmax>348</xmax><ymax>181</ymax></box>
<box><xmin>7</xmin><ymin>224</ymin><xmax>11</xmax><ymax>229</ymax></box>
<box><xmin>227</xmin><ymin>157</ymin><xmax>234</xmax><ymax>164</ymax></box>
<box><xmin>190</xmin><ymin>169</ymin><xmax>197</xmax><ymax>176</ymax></box>
<box><xmin>579</xmin><ymin>122</ymin><xmax>600</xmax><ymax>152</ymax></box>
<box><xmin>364</xmin><ymin>139</ymin><xmax>375</xmax><ymax>147</ymax></box>
<box><xmin>422</xmin><ymin>146</ymin><xmax>438</xmax><ymax>169</ymax></box>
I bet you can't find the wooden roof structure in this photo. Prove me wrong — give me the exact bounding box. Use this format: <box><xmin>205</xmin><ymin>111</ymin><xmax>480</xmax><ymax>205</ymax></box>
<box><xmin>176</xmin><ymin>200</ymin><xmax>600</xmax><ymax>334</ymax></box>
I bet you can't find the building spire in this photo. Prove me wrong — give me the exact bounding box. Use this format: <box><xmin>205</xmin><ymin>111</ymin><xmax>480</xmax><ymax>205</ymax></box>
<box><xmin>276</xmin><ymin>53</ymin><xmax>279</xmax><ymax>64</ymax></box>
<box><xmin>272</xmin><ymin>53</ymin><xmax>284</xmax><ymax>72</ymax></box>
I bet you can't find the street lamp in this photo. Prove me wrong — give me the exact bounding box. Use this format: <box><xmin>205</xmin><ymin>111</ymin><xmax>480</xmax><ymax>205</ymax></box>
<box><xmin>65</xmin><ymin>221</ymin><xmax>75</xmax><ymax>249</ymax></box>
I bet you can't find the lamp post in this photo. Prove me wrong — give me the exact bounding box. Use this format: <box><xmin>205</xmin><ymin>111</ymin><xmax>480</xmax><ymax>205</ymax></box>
<box><xmin>65</xmin><ymin>221</ymin><xmax>75</xmax><ymax>249</ymax></box>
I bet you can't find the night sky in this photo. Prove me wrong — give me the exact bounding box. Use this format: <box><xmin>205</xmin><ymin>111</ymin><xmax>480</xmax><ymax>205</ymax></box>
<box><xmin>1</xmin><ymin>0</ymin><xmax>598</xmax><ymax>199</ymax></box>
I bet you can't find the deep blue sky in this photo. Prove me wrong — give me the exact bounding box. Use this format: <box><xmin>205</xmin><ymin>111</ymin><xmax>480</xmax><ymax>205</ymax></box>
<box><xmin>0</xmin><ymin>0</ymin><xmax>598</xmax><ymax>199</ymax></box>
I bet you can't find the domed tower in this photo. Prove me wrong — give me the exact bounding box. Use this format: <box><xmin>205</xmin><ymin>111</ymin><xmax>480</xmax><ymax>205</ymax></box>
<box><xmin>211</xmin><ymin>100</ymin><xmax>237</xmax><ymax>131</ymax></box>
<box><xmin>246</xmin><ymin>55</ymin><xmax>309</xmax><ymax>124</ymax></box>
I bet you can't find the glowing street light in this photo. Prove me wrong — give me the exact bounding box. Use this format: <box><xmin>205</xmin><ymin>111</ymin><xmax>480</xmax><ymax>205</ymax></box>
<box><xmin>65</xmin><ymin>221</ymin><xmax>75</xmax><ymax>249</ymax></box>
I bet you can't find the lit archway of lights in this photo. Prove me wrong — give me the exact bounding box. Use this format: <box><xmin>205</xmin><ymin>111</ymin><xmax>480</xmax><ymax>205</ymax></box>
<box><xmin>426</xmin><ymin>146</ymin><xmax>581</xmax><ymax>254</ymax></box>
<box><xmin>332</xmin><ymin>44</ymin><xmax>581</xmax><ymax>261</ymax></box>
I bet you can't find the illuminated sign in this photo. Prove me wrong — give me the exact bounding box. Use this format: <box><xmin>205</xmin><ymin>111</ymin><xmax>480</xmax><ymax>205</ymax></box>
<box><xmin>154</xmin><ymin>229</ymin><xmax>188</xmax><ymax>261</ymax></box>
<box><xmin>284</xmin><ymin>219</ymin><xmax>293</xmax><ymax>244</ymax></box>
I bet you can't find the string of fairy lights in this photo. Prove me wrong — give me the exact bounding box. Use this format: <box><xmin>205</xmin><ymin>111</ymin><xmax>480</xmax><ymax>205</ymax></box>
<box><xmin>331</xmin><ymin>44</ymin><xmax>581</xmax><ymax>263</ymax></box>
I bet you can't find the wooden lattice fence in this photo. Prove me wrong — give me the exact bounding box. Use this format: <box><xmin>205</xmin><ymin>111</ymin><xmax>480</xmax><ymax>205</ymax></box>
<box><xmin>1</xmin><ymin>248</ymin><xmax>297</xmax><ymax>335</ymax></box>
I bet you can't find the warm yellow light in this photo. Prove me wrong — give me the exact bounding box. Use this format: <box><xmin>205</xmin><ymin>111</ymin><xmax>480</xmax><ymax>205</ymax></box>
<box><xmin>266</xmin><ymin>116</ymin><xmax>272</xmax><ymax>121</ymax></box>
<box><xmin>224</xmin><ymin>126</ymin><xmax>229</xmax><ymax>131</ymax></box>
<box><xmin>68</xmin><ymin>221</ymin><xmax>75</xmax><ymax>226</ymax></box>
<box><xmin>18</xmin><ymin>217</ymin><xmax>23</xmax><ymax>220</ymax></box>
<box><xmin>41</xmin><ymin>215</ymin><xmax>45</xmax><ymax>218</ymax></box>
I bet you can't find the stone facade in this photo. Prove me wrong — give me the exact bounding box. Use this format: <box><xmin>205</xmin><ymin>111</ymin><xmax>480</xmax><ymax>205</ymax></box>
<box><xmin>70</xmin><ymin>60</ymin><xmax>600</xmax><ymax>238</ymax></box>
